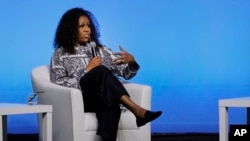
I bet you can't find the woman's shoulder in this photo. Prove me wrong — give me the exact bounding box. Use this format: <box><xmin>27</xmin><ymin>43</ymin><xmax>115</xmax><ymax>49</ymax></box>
<box><xmin>52</xmin><ymin>47</ymin><xmax>66</xmax><ymax>57</ymax></box>
<box><xmin>54</xmin><ymin>47</ymin><xmax>66</xmax><ymax>54</ymax></box>
<box><xmin>55</xmin><ymin>47</ymin><xmax>64</xmax><ymax>52</ymax></box>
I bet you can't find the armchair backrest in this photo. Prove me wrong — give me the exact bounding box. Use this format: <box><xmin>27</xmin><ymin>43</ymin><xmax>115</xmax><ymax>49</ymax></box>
<box><xmin>31</xmin><ymin>65</ymin><xmax>50</xmax><ymax>83</ymax></box>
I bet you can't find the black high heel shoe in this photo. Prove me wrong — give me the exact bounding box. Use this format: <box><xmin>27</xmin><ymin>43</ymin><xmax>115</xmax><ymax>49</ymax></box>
<box><xmin>136</xmin><ymin>110</ymin><xmax>162</xmax><ymax>127</ymax></box>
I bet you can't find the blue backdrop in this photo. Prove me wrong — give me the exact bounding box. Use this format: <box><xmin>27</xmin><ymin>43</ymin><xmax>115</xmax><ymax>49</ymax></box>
<box><xmin>1</xmin><ymin>0</ymin><xmax>250</xmax><ymax>134</ymax></box>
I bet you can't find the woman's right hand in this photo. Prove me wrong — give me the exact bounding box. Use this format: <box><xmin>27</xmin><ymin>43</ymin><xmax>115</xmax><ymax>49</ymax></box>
<box><xmin>85</xmin><ymin>56</ymin><xmax>102</xmax><ymax>72</ymax></box>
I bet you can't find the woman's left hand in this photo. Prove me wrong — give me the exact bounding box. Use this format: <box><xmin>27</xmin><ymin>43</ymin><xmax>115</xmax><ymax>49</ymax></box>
<box><xmin>113</xmin><ymin>46</ymin><xmax>135</xmax><ymax>64</ymax></box>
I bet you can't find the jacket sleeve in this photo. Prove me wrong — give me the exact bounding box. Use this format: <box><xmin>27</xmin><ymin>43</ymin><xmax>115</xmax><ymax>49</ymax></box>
<box><xmin>100</xmin><ymin>46</ymin><xmax>140</xmax><ymax>80</ymax></box>
<box><xmin>122</xmin><ymin>61</ymin><xmax>140</xmax><ymax>80</ymax></box>
<box><xmin>50</xmin><ymin>50</ymin><xmax>78</xmax><ymax>88</ymax></box>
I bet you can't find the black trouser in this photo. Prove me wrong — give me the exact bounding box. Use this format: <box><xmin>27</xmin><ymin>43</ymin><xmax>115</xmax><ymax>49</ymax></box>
<box><xmin>80</xmin><ymin>65</ymin><xmax>129</xmax><ymax>141</ymax></box>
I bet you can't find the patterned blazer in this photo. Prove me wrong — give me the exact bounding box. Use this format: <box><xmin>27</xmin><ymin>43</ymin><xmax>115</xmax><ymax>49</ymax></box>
<box><xmin>50</xmin><ymin>44</ymin><xmax>140</xmax><ymax>89</ymax></box>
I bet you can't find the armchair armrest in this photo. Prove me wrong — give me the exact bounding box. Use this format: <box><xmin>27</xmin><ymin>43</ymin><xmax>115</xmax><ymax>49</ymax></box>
<box><xmin>33</xmin><ymin>80</ymin><xmax>85</xmax><ymax>141</ymax></box>
<box><xmin>123</xmin><ymin>82</ymin><xmax>152</xmax><ymax>110</ymax></box>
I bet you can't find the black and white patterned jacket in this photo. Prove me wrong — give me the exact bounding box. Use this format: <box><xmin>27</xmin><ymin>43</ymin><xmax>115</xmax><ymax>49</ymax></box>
<box><xmin>50</xmin><ymin>44</ymin><xmax>140</xmax><ymax>89</ymax></box>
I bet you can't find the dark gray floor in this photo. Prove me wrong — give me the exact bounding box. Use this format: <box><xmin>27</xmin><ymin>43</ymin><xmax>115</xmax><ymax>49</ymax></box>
<box><xmin>152</xmin><ymin>133</ymin><xmax>219</xmax><ymax>141</ymax></box>
<box><xmin>8</xmin><ymin>133</ymin><xmax>219</xmax><ymax>141</ymax></box>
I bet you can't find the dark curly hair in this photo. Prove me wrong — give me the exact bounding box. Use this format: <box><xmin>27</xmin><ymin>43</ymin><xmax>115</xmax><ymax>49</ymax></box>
<box><xmin>54</xmin><ymin>7</ymin><xmax>101</xmax><ymax>54</ymax></box>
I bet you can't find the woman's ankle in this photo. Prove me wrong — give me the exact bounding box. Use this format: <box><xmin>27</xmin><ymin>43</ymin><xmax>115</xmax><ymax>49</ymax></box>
<box><xmin>135</xmin><ymin>108</ymin><xmax>147</xmax><ymax>118</ymax></box>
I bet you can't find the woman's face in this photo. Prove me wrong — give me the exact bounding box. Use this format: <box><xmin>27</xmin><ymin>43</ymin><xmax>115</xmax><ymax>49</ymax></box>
<box><xmin>77</xmin><ymin>15</ymin><xmax>91</xmax><ymax>44</ymax></box>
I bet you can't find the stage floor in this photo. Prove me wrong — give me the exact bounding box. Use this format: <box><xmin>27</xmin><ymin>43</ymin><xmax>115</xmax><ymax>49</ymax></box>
<box><xmin>7</xmin><ymin>133</ymin><xmax>219</xmax><ymax>141</ymax></box>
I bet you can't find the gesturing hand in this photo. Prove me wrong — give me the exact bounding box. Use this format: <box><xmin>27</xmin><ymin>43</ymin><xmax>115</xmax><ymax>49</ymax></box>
<box><xmin>85</xmin><ymin>56</ymin><xmax>102</xmax><ymax>71</ymax></box>
<box><xmin>113</xmin><ymin>46</ymin><xmax>135</xmax><ymax>64</ymax></box>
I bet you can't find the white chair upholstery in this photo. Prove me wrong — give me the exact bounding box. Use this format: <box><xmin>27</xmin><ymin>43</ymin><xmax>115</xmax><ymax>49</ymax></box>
<box><xmin>31</xmin><ymin>65</ymin><xmax>151</xmax><ymax>141</ymax></box>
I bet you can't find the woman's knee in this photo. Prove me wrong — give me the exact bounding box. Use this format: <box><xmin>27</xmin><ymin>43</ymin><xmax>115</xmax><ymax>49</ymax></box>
<box><xmin>94</xmin><ymin>65</ymin><xmax>110</xmax><ymax>72</ymax></box>
<box><xmin>90</xmin><ymin>65</ymin><xmax>113</xmax><ymax>75</ymax></box>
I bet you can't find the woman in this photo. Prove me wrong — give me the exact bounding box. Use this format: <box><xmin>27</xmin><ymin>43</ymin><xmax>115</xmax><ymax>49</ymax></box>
<box><xmin>50</xmin><ymin>7</ymin><xmax>162</xmax><ymax>141</ymax></box>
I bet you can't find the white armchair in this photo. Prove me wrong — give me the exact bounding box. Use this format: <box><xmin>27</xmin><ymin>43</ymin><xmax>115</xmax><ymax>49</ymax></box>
<box><xmin>31</xmin><ymin>65</ymin><xmax>152</xmax><ymax>141</ymax></box>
